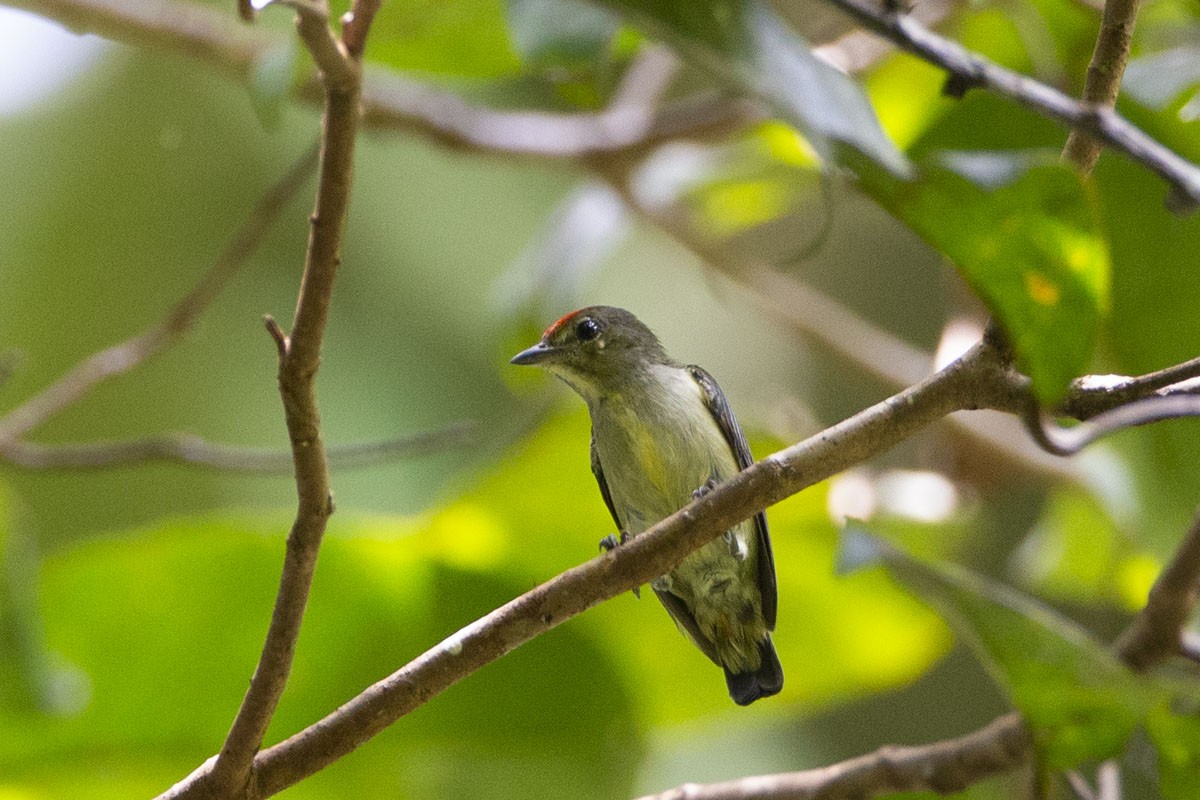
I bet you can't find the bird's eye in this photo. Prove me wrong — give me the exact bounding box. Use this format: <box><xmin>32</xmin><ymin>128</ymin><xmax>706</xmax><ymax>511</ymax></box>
<box><xmin>575</xmin><ymin>318</ymin><xmax>601</xmax><ymax>342</ymax></box>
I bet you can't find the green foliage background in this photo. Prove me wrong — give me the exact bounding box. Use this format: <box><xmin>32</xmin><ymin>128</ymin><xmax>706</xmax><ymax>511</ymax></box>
<box><xmin>2</xmin><ymin>0</ymin><xmax>1200</xmax><ymax>797</ymax></box>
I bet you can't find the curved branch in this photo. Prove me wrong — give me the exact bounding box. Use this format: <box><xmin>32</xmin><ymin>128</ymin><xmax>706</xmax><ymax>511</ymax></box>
<box><xmin>1062</xmin><ymin>0</ymin><xmax>1141</xmax><ymax>173</ymax></box>
<box><xmin>1022</xmin><ymin>393</ymin><xmax>1200</xmax><ymax>456</ymax></box>
<box><xmin>14</xmin><ymin>0</ymin><xmax>1200</xmax><ymax>207</ymax></box>
<box><xmin>636</xmin><ymin>712</ymin><xmax>1030</xmax><ymax>800</ymax></box>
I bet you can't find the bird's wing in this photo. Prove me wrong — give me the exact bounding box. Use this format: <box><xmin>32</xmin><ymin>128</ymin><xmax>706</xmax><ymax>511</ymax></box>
<box><xmin>687</xmin><ymin>365</ymin><xmax>778</xmax><ymax>630</ymax></box>
<box><xmin>590</xmin><ymin>429</ymin><xmax>622</xmax><ymax>531</ymax></box>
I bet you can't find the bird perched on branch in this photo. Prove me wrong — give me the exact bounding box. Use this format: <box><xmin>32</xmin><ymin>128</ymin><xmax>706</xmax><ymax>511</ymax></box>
<box><xmin>511</xmin><ymin>306</ymin><xmax>782</xmax><ymax>705</ymax></box>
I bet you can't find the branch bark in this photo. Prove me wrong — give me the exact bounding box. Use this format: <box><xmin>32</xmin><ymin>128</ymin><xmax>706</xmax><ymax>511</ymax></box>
<box><xmin>642</xmin><ymin>456</ymin><xmax>1200</xmax><ymax>800</ymax></box>
<box><xmin>1062</xmin><ymin>0</ymin><xmax>1141</xmax><ymax>174</ymax></box>
<box><xmin>817</xmin><ymin>0</ymin><xmax>1200</xmax><ymax>210</ymax></box>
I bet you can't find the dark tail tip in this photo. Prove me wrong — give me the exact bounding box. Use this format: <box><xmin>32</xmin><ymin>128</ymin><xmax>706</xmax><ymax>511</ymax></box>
<box><xmin>725</xmin><ymin>637</ymin><xmax>784</xmax><ymax>706</ymax></box>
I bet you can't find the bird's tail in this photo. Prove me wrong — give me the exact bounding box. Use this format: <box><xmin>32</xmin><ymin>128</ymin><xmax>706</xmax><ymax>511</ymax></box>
<box><xmin>724</xmin><ymin>635</ymin><xmax>784</xmax><ymax>706</ymax></box>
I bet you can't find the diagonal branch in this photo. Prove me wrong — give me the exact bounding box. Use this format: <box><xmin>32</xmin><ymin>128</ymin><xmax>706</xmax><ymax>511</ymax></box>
<box><xmin>198</xmin><ymin>2</ymin><xmax>377</xmax><ymax>797</ymax></box>
<box><xmin>1114</xmin><ymin>509</ymin><xmax>1200</xmax><ymax>670</ymax></box>
<box><xmin>156</xmin><ymin>334</ymin><xmax>1018</xmax><ymax>799</ymax></box>
<box><xmin>818</xmin><ymin>0</ymin><xmax>1200</xmax><ymax>210</ymax></box>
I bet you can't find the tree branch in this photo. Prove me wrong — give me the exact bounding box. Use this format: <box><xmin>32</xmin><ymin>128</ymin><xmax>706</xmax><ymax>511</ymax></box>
<box><xmin>635</xmin><ymin>712</ymin><xmax>1031</xmax><ymax>800</ymax></box>
<box><xmin>156</xmin><ymin>334</ymin><xmax>1019</xmax><ymax>799</ymax></box>
<box><xmin>16</xmin><ymin>0</ymin><xmax>1200</xmax><ymax>211</ymax></box>
<box><xmin>197</xmin><ymin>2</ymin><xmax>377</xmax><ymax>797</ymax></box>
<box><xmin>1062</xmin><ymin>0</ymin><xmax>1141</xmax><ymax>174</ymax></box>
<box><xmin>1022</xmin><ymin>393</ymin><xmax>1200</xmax><ymax>457</ymax></box>
<box><xmin>818</xmin><ymin>0</ymin><xmax>1200</xmax><ymax>210</ymax></box>
<box><xmin>1114</xmin><ymin>509</ymin><xmax>1200</xmax><ymax>670</ymax></box>
<box><xmin>1059</xmin><ymin>356</ymin><xmax>1200</xmax><ymax>419</ymax></box>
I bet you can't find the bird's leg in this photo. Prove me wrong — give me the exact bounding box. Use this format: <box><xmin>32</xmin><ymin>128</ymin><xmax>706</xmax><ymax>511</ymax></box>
<box><xmin>599</xmin><ymin>531</ymin><xmax>640</xmax><ymax>598</ymax></box>
<box><xmin>694</xmin><ymin>477</ymin><xmax>747</xmax><ymax>560</ymax></box>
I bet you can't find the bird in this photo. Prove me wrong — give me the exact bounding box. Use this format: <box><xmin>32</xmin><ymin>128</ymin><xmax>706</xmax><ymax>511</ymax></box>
<box><xmin>510</xmin><ymin>305</ymin><xmax>782</xmax><ymax>705</ymax></box>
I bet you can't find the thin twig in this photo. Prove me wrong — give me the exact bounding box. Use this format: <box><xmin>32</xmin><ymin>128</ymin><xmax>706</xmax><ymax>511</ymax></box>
<box><xmin>1059</xmin><ymin>355</ymin><xmax>1200</xmax><ymax>419</ymax></box>
<box><xmin>818</xmin><ymin>0</ymin><xmax>1200</xmax><ymax>210</ymax></box>
<box><xmin>200</xmin><ymin>2</ymin><xmax>376</xmax><ymax>797</ymax></box>
<box><xmin>0</xmin><ymin>143</ymin><xmax>319</xmax><ymax>450</ymax></box>
<box><xmin>1113</xmin><ymin>509</ymin><xmax>1200</xmax><ymax>670</ymax></box>
<box><xmin>1062</xmin><ymin>0</ymin><xmax>1141</xmax><ymax>173</ymax></box>
<box><xmin>0</xmin><ymin>424</ymin><xmax>474</xmax><ymax>472</ymax></box>
<box><xmin>16</xmin><ymin>0</ymin><xmax>1200</xmax><ymax>208</ymax></box>
<box><xmin>635</xmin><ymin>713</ymin><xmax>1030</xmax><ymax>800</ymax></box>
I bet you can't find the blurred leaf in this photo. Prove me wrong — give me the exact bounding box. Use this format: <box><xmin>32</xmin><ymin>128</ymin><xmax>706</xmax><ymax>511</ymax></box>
<box><xmin>0</xmin><ymin>484</ymin><xmax>48</xmax><ymax>713</ymax></box>
<box><xmin>839</xmin><ymin>526</ymin><xmax>1154</xmax><ymax>769</ymax></box>
<box><xmin>246</xmin><ymin>40</ymin><xmax>301</xmax><ymax>129</ymax></box>
<box><xmin>454</xmin><ymin>410</ymin><xmax>950</xmax><ymax>723</ymax></box>
<box><xmin>1013</xmin><ymin>487</ymin><xmax>1125</xmax><ymax>607</ymax></box>
<box><xmin>1125</xmin><ymin>47</ymin><xmax>1200</xmax><ymax>112</ymax></box>
<box><xmin>505</xmin><ymin>0</ymin><xmax>621</xmax><ymax>69</ymax></box>
<box><xmin>1147</xmin><ymin>703</ymin><xmax>1200</xmax><ymax>800</ymax></box>
<box><xmin>0</xmin><ymin>512</ymin><xmax>641</xmax><ymax>799</ymax></box>
<box><xmin>866</xmin><ymin>150</ymin><xmax>1110</xmax><ymax>404</ymax></box>
<box><xmin>333</xmin><ymin>0</ymin><xmax>523</xmax><ymax>78</ymax></box>
<box><xmin>590</xmin><ymin>0</ymin><xmax>909</xmax><ymax>175</ymax></box>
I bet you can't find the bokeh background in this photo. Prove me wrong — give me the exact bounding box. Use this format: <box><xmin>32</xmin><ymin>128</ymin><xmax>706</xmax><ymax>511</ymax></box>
<box><xmin>2</xmin><ymin>0</ymin><xmax>1200</xmax><ymax>797</ymax></box>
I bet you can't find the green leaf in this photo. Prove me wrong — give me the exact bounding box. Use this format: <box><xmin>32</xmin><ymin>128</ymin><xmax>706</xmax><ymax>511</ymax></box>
<box><xmin>0</xmin><ymin>512</ymin><xmax>642</xmax><ymax>799</ymax></box>
<box><xmin>866</xmin><ymin>150</ymin><xmax>1110</xmax><ymax>404</ymax></box>
<box><xmin>591</xmin><ymin>0</ymin><xmax>909</xmax><ymax>176</ymax></box>
<box><xmin>840</xmin><ymin>526</ymin><xmax>1154</xmax><ymax>769</ymax></box>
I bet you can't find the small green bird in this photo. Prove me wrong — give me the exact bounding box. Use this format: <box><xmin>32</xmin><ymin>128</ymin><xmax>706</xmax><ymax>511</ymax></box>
<box><xmin>511</xmin><ymin>306</ymin><xmax>782</xmax><ymax>705</ymax></box>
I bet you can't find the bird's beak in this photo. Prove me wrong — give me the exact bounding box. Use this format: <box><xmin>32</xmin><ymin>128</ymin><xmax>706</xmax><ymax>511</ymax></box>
<box><xmin>510</xmin><ymin>341</ymin><xmax>558</xmax><ymax>366</ymax></box>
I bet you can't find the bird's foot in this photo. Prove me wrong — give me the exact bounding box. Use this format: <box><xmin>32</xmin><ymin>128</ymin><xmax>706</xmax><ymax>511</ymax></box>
<box><xmin>598</xmin><ymin>530</ymin><xmax>631</xmax><ymax>552</ymax></box>
<box><xmin>692</xmin><ymin>477</ymin><xmax>719</xmax><ymax>501</ymax></box>
<box><xmin>599</xmin><ymin>532</ymin><xmax>640</xmax><ymax>598</ymax></box>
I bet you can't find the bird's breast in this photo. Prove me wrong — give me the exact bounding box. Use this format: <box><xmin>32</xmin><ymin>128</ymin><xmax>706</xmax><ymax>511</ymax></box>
<box><xmin>591</xmin><ymin>374</ymin><xmax>737</xmax><ymax>531</ymax></box>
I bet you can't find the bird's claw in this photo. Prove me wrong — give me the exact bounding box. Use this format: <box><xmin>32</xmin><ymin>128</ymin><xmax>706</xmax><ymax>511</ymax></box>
<box><xmin>599</xmin><ymin>532</ymin><xmax>640</xmax><ymax>598</ymax></box>
<box><xmin>692</xmin><ymin>477</ymin><xmax>719</xmax><ymax>500</ymax></box>
<box><xmin>599</xmin><ymin>530</ymin><xmax>631</xmax><ymax>552</ymax></box>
